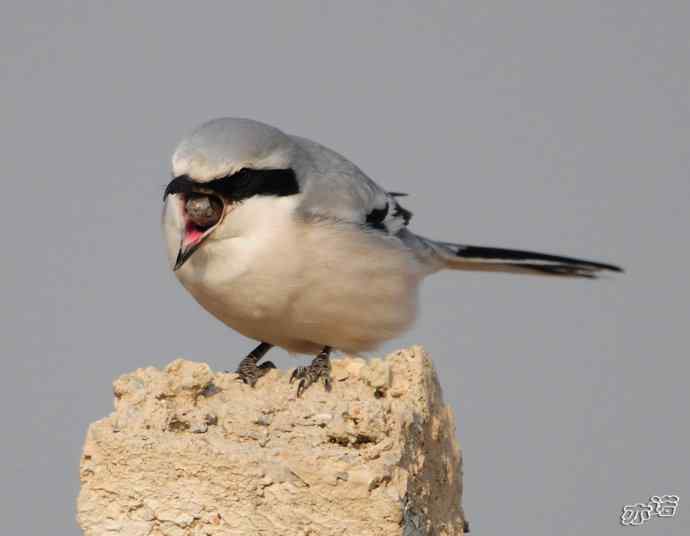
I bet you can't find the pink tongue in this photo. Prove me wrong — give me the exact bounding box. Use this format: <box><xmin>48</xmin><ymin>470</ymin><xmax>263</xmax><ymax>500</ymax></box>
<box><xmin>183</xmin><ymin>222</ymin><xmax>205</xmax><ymax>247</ymax></box>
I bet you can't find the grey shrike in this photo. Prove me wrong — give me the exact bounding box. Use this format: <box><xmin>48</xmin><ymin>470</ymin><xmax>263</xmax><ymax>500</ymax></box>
<box><xmin>162</xmin><ymin>117</ymin><xmax>621</xmax><ymax>396</ymax></box>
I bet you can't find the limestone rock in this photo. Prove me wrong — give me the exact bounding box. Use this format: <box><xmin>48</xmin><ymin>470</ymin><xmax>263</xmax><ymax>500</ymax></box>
<box><xmin>77</xmin><ymin>346</ymin><xmax>466</xmax><ymax>535</ymax></box>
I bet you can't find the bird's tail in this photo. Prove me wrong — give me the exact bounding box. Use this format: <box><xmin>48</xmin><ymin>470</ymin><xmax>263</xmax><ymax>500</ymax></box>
<box><xmin>419</xmin><ymin>237</ymin><xmax>622</xmax><ymax>279</ymax></box>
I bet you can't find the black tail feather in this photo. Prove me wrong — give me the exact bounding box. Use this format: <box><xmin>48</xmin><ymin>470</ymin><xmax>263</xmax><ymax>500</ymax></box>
<box><xmin>428</xmin><ymin>240</ymin><xmax>623</xmax><ymax>279</ymax></box>
<box><xmin>456</xmin><ymin>245</ymin><xmax>623</xmax><ymax>272</ymax></box>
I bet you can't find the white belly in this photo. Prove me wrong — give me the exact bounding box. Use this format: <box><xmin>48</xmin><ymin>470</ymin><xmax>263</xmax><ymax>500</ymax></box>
<box><xmin>173</xmin><ymin>202</ymin><xmax>424</xmax><ymax>354</ymax></box>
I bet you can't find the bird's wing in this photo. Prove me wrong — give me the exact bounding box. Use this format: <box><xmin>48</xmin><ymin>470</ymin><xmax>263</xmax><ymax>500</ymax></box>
<box><xmin>291</xmin><ymin>136</ymin><xmax>412</xmax><ymax>235</ymax></box>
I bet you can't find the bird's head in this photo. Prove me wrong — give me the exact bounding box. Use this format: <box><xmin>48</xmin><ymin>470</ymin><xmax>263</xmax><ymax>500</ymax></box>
<box><xmin>162</xmin><ymin>118</ymin><xmax>300</xmax><ymax>271</ymax></box>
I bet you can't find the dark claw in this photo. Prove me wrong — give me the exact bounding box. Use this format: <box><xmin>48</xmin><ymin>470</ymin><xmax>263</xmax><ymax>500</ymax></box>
<box><xmin>296</xmin><ymin>379</ymin><xmax>307</xmax><ymax>398</ymax></box>
<box><xmin>290</xmin><ymin>366</ymin><xmax>312</xmax><ymax>397</ymax></box>
<box><xmin>236</xmin><ymin>343</ymin><xmax>275</xmax><ymax>387</ymax></box>
<box><xmin>290</xmin><ymin>366</ymin><xmax>306</xmax><ymax>384</ymax></box>
<box><xmin>237</xmin><ymin>369</ymin><xmax>257</xmax><ymax>387</ymax></box>
<box><xmin>238</xmin><ymin>362</ymin><xmax>274</xmax><ymax>387</ymax></box>
<box><xmin>291</xmin><ymin>347</ymin><xmax>332</xmax><ymax>397</ymax></box>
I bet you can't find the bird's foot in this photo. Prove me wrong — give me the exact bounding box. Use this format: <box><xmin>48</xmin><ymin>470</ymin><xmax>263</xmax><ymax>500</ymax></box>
<box><xmin>290</xmin><ymin>346</ymin><xmax>332</xmax><ymax>397</ymax></box>
<box><xmin>237</xmin><ymin>360</ymin><xmax>276</xmax><ymax>387</ymax></box>
<box><xmin>236</xmin><ymin>342</ymin><xmax>275</xmax><ymax>387</ymax></box>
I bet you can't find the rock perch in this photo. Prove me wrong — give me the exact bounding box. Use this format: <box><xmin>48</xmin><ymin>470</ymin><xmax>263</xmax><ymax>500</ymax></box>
<box><xmin>77</xmin><ymin>346</ymin><xmax>466</xmax><ymax>535</ymax></box>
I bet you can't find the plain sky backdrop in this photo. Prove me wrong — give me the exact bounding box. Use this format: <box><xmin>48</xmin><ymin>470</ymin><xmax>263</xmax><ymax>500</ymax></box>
<box><xmin>2</xmin><ymin>2</ymin><xmax>688</xmax><ymax>534</ymax></box>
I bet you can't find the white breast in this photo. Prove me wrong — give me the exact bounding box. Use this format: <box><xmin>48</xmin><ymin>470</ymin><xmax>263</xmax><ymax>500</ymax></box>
<box><xmin>171</xmin><ymin>195</ymin><xmax>425</xmax><ymax>354</ymax></box>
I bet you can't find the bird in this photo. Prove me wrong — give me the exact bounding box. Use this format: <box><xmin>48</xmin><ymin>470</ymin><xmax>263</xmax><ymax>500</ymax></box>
<box><xmin>162</xmin><ymin>117</ymin><xmax>622</xmax><ymax>396</ymax></box>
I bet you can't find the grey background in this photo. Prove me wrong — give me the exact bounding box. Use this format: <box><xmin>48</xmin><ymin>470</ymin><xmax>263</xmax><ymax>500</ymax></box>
<box><xmin>2</xmin><ymin>1</ymin><xmax>688</xmax><ymax>534</ymax></box>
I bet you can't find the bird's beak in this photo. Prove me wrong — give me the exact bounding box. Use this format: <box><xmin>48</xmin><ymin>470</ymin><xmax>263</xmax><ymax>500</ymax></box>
<box><xmin>162</xmin><ymin>193</ymin><xmax>224</xmax><ymax>271</ymax></box>
<box><xmin>173</xmin><ymin>221</ymin><xmax>213</xmax><ymax>271</ymax></box>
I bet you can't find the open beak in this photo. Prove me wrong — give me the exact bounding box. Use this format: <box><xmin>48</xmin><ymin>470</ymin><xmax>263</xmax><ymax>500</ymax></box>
<box><xmin>173</xmin><ymin>220</ymin><xmax>214</xmax><ymax>270</ymax></box>
<box><xmin>162</xmin><ymin>193</ymin><xmax>224</xmax><ymax>271</ymax></box>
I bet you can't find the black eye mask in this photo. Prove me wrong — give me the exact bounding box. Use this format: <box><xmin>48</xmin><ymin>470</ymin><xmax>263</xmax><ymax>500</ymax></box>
<box><xmin>164</xmin><ymin>168</ymin><xmax>300</xmax><ymax>202</ymax></box>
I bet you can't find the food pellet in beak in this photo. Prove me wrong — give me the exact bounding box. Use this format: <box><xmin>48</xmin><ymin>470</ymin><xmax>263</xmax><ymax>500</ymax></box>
<box><xmin>185</xmin><ymin>195</ymin><xmax>223</xmax><ymax>228</ymax></box>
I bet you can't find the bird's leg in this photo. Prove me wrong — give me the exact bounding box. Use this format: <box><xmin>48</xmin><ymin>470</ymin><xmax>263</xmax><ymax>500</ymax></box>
<box><xmin>290</xmin><ymin>346</ymin><xmax>332</xmax><ymax>397</ymax></box>
<box><xmin>236</xmin><ymin>342</ymin><xmax>275</xmax><ymax>387</ymax></box>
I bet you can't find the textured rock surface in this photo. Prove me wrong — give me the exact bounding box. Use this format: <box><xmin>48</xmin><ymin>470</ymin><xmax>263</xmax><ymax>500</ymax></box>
<box><xmin>77</xmin><ymin>346</ymin><xmax>465</xmax><ymax>535</ymax></box>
